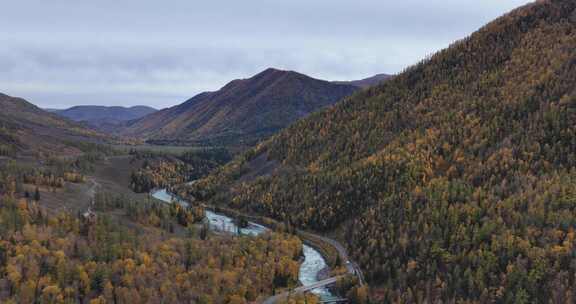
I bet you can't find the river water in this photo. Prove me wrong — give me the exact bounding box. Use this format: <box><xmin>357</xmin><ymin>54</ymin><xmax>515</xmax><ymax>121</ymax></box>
<box><xmin>151</xmin><ymin>188</ymin><xmax>335</xmax><ymax>299</ymax></box>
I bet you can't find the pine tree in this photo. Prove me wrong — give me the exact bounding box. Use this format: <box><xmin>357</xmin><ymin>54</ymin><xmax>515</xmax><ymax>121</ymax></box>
<box><xmin>200</xmin><ymin>223</ymin><xmax>209</xmax><ymax>240</ymax></box>
<box><xmin>34</xmin><ymin>187</ymin><xmax>40</xmax><ymax>202</ymax></box>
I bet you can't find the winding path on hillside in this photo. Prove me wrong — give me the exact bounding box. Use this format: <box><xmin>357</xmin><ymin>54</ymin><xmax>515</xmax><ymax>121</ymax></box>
<box><xmin>86</xmin><ymin>178</ymin><xmax>99</xmax><ymax>200</ymax></box>
<box><xmin>82</xmin><ymin>178</ymin><xmax>100</xmax><ymax>216</ymax></box>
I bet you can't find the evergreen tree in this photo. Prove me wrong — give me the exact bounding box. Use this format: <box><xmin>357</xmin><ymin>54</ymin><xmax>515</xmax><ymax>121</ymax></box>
<box><xmin>34</xmin><ymin>187</ymin><xmax>40</xmax><ymax>202</ymax></box>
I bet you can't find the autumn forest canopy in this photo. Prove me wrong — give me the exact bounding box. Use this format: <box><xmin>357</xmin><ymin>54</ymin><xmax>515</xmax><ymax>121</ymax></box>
<box><xmin>1</xmin><ymin>0</ymin><xmax>576</xmax><ymax>303</ymax></box>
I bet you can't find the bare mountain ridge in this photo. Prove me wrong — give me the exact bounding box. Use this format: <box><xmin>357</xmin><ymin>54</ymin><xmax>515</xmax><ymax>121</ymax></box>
<box><xmin>49</xmin><ymin>105</ymin><xmax>157</xmax><ymax>132</ymax></box>
<box><xmin>334</xmin><ymin>73</ymin><xmax>393</xmax><ymax>88</ymax></box>
<box><xmin>121</xmin><ymin>68</ymin><xmax>361</xmax><ymax>146</ymax></box>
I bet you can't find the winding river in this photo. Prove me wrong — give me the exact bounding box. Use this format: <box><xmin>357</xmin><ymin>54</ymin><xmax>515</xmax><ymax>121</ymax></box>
<box><xmin>151</xmin><ymin>188</ymin><xmax>335</xmax><ymax>300</ymax></box>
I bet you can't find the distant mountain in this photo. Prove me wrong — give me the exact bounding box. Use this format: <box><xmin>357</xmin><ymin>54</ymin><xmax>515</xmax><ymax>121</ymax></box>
<box><xmin>121</xmin><ymin>68</ymin><xmax>359</xmax><ymax>146</ymax></box>
<box><xmin>334</xmin><ymin>73</ymin><xmax>393</xmax><ymax>88</ymax></box>
<box><xmin>0</xmin><ymin>93</ymin><xmax>108</xmax><ymax>157</ymax></box>
<box><xmin>51</xmin><ymin>105</ymin><xmax>157</xmax><ymax>132</ymax></box>
<box><xmin>191</xmin><ymin>1</ymin><xmax>576</xmax><ymax>301</ymax></box>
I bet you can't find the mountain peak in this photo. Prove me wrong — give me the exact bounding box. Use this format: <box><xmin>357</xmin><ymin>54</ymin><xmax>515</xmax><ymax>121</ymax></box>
<box><xmin>255</xmin><ymin>67</ymin><xmax>310</xmax><ymax>80</ymax></box>
<box><xmin>121</xmin><ymin>69</ymin><xmax>359</xmax><ymax>145</ymax></box>
<box><xmin>253</xmin><ymin>67</ymin><xmax>295</xmax><ymax>80</ymax></box>
<box><xmin>260</xmin><ymin>67</ymin><xmax>287</xmax><ymax>74</ymax></box>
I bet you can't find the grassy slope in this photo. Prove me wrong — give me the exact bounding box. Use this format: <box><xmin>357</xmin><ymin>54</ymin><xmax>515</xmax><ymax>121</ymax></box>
<box><xmin>35</xmin><ymin>156</ymin><xmax>148</xmax><ymax>214</ymax></box>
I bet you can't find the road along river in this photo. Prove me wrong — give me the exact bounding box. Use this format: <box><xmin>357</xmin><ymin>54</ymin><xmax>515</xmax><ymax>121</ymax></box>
<box><xmin>151</xmin><ymin>188</ymin><xmax>337</xmax><ymax>301</ymax></box>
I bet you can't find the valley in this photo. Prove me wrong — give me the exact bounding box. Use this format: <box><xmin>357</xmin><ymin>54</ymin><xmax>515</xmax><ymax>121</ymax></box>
<box><xmin>0</xmin><ymin>116</ymin><xmax>363</xmax><ymax>303</ymax></box>
<box><xmin>1</xmin><ymin>0</ymin><xmax>575</xmax><ymax>303</ymax></box>
<box><xmin>0</xmin><ymin>146</ymin><xmax>334</xmax><ymax>303</ymax></box>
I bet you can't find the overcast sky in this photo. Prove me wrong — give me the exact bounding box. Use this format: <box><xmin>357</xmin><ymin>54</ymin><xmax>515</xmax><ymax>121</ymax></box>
<box><xmin>1</xmin><ymin>0</ymin><xmax>532</xmax><ymax>109</ymax></box>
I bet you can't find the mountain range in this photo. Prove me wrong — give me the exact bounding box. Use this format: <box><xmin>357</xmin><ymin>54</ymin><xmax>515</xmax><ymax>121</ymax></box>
<box><xmin>48</xmin><ymin>105</ymin><xmax>157</xmax><ymax>132</ymax></box>
<box><xmin>1</xmin><ymin>0</ymin><xmax>575</xmax><ymax>302</ymax></box>
<box><xmin>120</xmin><ymin>68</ymin><xmax>361</xmax><ymax>146</ymax></box>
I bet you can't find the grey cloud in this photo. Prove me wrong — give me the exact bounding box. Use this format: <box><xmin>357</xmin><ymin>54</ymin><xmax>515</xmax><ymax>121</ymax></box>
<box><xmin>1</xmin><ymin>0</ymin><xmax>532</xmax><ymax>108</ymax></box>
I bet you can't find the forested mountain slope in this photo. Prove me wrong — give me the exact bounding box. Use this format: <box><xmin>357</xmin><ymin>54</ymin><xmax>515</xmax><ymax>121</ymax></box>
<box><xmin>120</xmin><ymin>68</ymin><xmax>359</xmax><ymax>146</ymax></box>
<box><xmin>189</xmin><ymin>1</ymin><xmax>576</xmax><ymax>302</ymax></box>
<box><xmin>0</xmin><ymin>93</ymin><xmax>107</xmax><ymax>157</ymax></box>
